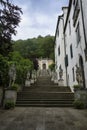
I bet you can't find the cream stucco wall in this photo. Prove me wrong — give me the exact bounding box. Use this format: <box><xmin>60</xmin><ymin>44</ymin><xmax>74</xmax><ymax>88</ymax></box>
<box><xmin>38</xmin><ymin>58</ymin><xmax>53</xmax><ymax>70</ymax></box>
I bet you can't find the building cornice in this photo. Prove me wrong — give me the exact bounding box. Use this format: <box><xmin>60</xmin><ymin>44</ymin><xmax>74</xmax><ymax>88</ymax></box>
<box><xmin>62</xmin><ymin>6</ymin><xmax>68</xmax><ymax>10</ymax></box>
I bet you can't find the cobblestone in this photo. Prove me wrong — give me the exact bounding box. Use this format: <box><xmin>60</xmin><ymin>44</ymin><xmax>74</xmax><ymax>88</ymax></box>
<box><xmin>0</xmin><ymin>107</ymin><xmax>87</xmax><ymax>130</ymax></box>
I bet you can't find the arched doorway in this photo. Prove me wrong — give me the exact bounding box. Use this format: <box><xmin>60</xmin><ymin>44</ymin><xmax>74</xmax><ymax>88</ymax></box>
<box><xmin>43</xmin><ymin>63</ymin><xmax>46</xmax><ymax>70</ymax></box>
<box><xmin>79</xmin><ymin>55</ymin><xmax>85</xmax><ymax>88</ymax></box>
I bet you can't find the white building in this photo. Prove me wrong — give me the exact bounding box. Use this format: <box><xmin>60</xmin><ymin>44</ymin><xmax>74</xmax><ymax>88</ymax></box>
<box><xmin>55</xmin><ymin>0</ymin><xmax>87</xmax><ymax>91</ymax></box>
<box><xmin>38</xmin><ymin>58</ymin><xmax>53</xmax><ymax>70</ymax></box>
<box><xmin>55</xmin><ymin>10</ymin><xmax>68</xmax><ymax>86</ymax></box>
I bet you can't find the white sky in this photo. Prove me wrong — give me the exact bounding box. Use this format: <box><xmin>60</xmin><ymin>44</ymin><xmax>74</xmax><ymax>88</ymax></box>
<box><xmin>12</xmin><ymin>0</ymin><xmax>69</xmax><ymax>40</ymax></box>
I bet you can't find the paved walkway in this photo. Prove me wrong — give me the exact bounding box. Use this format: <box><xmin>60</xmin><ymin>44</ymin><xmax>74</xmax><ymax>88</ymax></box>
<box><xmin>0</xmin><ymin>107</ymin><xmax>87</xmax><ymax>130</ymax></box>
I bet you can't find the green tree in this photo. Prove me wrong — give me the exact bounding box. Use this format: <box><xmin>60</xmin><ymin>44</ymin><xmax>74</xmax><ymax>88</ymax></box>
<box><xmin>17</xmin><ymin>58</ymin><xmax>33</xmax><ymax>85</ymax></box>
<box><xmin>0</xmin><ymin>54</ymin><xmax>9</xmax><ymax>106</ymax></box>
<box><xmin>0</xmin><ymin>54</ymin><xmax>9</xmax><ymax>87</ymax></box>
<box><xmin>8</xmin><ymin>51</ymin><xmax>34</xmax><ymax>85</ymax></box>
<box><xmin>13</xmin><ymin>35</ymin><xmax>55</xmax><ymax>60</ymax></box>
<box><xmin>0</xmin><ymin>0</ymin><xmax>22</xmax><ymax>56</ymax></box>
<box><xmin>49</xmin><ymin>63</ymin><xmax>55</xmax><ymax>71</ymax></box>
<box><xmin>41</xmin><ymin>36</ymin><xmax>54</xmax><ymax>58</ymax></box>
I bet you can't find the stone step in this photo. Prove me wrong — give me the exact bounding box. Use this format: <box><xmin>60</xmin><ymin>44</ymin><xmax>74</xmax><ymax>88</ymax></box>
<box><xmin>23</xmin><ymin>86</ymin><xmax>71</xmax><ymax>92</ymax></box>
<box><xmin>16</xmin><ymin>72</ymin><xmax>74</xmax><ymax>107</ymax></box>
<box><xmin>37</xmin><ymin>78</ymin><xmax>51</xmax><ymax>80</ymax></box>
<box><xmin>36</xmin><ymin>82</ymin><xmax>52</xmax><ymax>85</ymax></box>
<box><xmin>35</xmin><ymin>83</ymin><xmax>57</xmax><ymax>85</ymax></box>
<box><xmin>16</xmin><ymin>98</ymin><xmax>74</xmax><ymax>101</ymax></box>
<box><xmin>37</xmin><ymin>78</ymin><xmax>51</xmax><ymax>81</ymax></box>
<box><xmin>17</xmin><ymin>92</ymin><xmax>74</xmax><ymax>100</ymax></box>
<box><xmin>16</xmin><ymin>99</ymin><xmax>74</xmax><ymax>104</ymax></box>
<box><xmin>16</xmin><ymin>103</ymin><xmax>73</xmax><ymax>107</ymax></box>
<box><xmin>37</xmin><ymin>79</ymin><xmax>51</xmax><ymax>81</ymax></box>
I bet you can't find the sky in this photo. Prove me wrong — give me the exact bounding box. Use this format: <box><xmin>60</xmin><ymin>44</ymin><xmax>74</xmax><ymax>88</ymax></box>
<box><xmin>12</xmin><ymin>0</ymin><xmax>69</xmax><ymax>40</ymax></box>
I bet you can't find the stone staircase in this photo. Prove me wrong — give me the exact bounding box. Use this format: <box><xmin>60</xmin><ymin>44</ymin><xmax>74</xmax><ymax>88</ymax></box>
<box><xmin>16</xmin><ymin>70</ymin><xmax>74</xmax><ymax>107</ymax></box>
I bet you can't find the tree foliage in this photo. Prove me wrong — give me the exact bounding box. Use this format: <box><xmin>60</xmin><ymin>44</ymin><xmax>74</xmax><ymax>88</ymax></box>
<box><xmin>8</xmin><ymin>51</ymin><xmax>34</xmax><ymax>85</ymax></box>
<box><xmin>49</xmin><ymin>63</ymin><xmax>55</xmax><ymax>71</ymax></box>
<box><xmin>0</xmin><ymin>0</ymin><xmax>22</xmax><ymax>56</ymax></box>
<box><xmin>0</xmin><ymin>54</ymin><xmax>9</xmax><ymax>87</ymax></box>
<box><xmin>13</xmin><ymin>35</ymin><xmax>55</xmax><ymax>60</ymax></box>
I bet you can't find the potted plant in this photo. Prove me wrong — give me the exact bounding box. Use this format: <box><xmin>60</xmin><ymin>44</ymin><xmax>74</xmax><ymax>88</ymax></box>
<box><xmin>74</xmin><ymin>84</ymin><xmax>87</xmax><ymax>108</ymax></box>
<box><xmin>73</xmin><ymin>100</ymin><xmax>85</xmax><ymax>109</ymax></box>
<box><xmin>73</xmin><ymin>85</ymin><xmax>80</xmax><ymax>92</ymax></box>
<box><xmin>4</xmin><ymin>100</ymin><xmax>15</xmax><ymax>109</ymax></box>
<box><xmin>10</xmin><ymin>84</ymin><xmax>19</xmax><ymax>91</ymax></box>
<box><xmin>4</xmin><ymin>84</ymin><xmax>19</xmax><ymax>109</ymax></box>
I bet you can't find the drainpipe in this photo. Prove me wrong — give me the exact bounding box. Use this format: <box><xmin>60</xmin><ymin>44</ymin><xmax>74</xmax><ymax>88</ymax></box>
<box><xmin>60</xmin><ymin>16</ymin><xmax>68</xmax><ymax>86</ymax></box>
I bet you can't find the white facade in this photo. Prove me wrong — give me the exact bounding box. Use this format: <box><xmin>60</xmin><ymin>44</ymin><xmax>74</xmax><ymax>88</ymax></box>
<box><xmin>38</xmin><ymin>58</ymin><xmax>53</xmax><ymax>70</ymax></box>
<box><xmin>55</xmin><ymin>11</ymin><xmax>67</xmax><ymax>86</ymax></box>
<box><xmin>55</xmin><ymin>0</ymin><xmax>87</xmax><ymax>91</ymax></box>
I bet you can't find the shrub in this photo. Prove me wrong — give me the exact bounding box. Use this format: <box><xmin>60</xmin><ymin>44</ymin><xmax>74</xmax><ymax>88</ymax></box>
<box><xmin>49</xmin><ymin>63</ymin><xmax>55</xmax><ymax>71</ymax></box>
<box><xmin>10</xmin><ymin>84</ymin><xmax>19</xmax><ymax>91</ymax></box>
<box><xmin>73</xmin><ymin>85</ymin><xmax>80</xmax><ymax>91</ymax></box>
<box><xmin>73</xmin><ymin>85</ymin><xmax>80</xmax><ymax>89</ymax></box>
<box><xmin>73</xmin><ymin>100</ymin><xmax>85</xmax><ymax>109</ymax></box>
<box><xmin>5</xmin><ymin>101</ymin><xmax>15</xmax><ymax>109</ymax></box>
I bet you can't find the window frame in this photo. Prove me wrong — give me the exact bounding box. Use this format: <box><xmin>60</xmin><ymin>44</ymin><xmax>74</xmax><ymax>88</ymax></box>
<box><xmin>72</xmin><ymin>67</ymin><xmax>75</xmax><ymax>82</ymax></box>
<box><xmin>70</xmin><ymin>44</ymin><xmax>73</xmax><ymax>58</ymax></box>
<box><xmin>58</xmin><ymin>46</ymin><xmax>60</xmax><ymax>56</ymax></box>
<box><xmin>69</xmin><ymin>20</ymin><xmax>71</xmax><ymax>35</ymax></box>
<box><xmin>76</xmin><ymin>22</ymin><xmax>81</xmax><ymax>44</ymax></box>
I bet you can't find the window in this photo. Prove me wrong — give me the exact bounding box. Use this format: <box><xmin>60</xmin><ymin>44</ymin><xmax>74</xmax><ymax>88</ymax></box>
<box><xmin>57</xmin><ymin>28</ymin><xmax>59</xmax><ymax>36</ymax></box>
<box><xmin>76</xmin><ymin>22</ymin><xmax>80</xmax><ymax>44</ymax></box>
<box><xmin>70</xmin><ymin>44</ymin><xmax>73</xmax><ymax>58</ymax></box>
<box><xmin>72</xmin><ymin>67</ymin><xmax>75</xmax><ymax>81</ymax></box>
<box><xmin>67</xmin><ymin>74</ymin><xmax>69</xmax><ymax>86</ymax></box>
<box><xmin>73</xmin><ymin>0</ymin><xmax>80</xmax><ymax>26</ymax></box>
<box><xmin>69</xmin><ymin>21</ymin><xmax>71</xmax><ymax>35</ymax></box>
<box><xmin>73</xmin><ymin>0</ymin><xmax>75</xmax><ymax>6</ymax></box>
<box><xmin>65</xmin><ymin>54</ymin><xmax>68</xmax><ymax>67</ymax></box>
<box><xmin>73</xmin><ymin>0</ymin><xmax>77</xmax><ymax>7</ymax></box>
<box><xmin>58</xmin><ymin>46</ymin><xmax>60</xmax><ymax>56</ymax></box>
